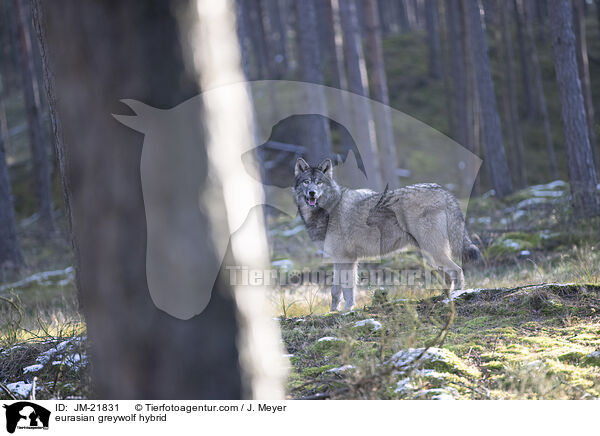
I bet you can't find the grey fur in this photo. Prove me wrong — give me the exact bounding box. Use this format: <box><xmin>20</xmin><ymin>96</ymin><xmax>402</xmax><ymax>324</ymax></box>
<box><xmin>293</xmin><ymin>158</ymin><xmax>480</xmax><ymax>311</ymax></box>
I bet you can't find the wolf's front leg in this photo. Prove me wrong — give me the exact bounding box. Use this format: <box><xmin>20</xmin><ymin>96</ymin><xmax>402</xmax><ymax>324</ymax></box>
<box><xmin>332</xmin><ymin>262</ymin><xmax>357</xmax><ymax>311</ymax></box>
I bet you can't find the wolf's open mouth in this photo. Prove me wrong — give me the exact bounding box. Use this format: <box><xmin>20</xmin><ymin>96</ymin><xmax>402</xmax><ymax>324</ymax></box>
<box><xmin>306</xmin><ymin>197</ymin><xmax>318</xmax><ymax>207</ymax></box>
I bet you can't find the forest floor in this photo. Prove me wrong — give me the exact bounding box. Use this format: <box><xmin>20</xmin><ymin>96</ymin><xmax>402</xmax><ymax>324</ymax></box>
<box><xmin>0</xmin><ymin>180</ymin><xmax>599</xmax><ymax>399</ymax></box>
<box><xmin>270</xmin><ymin>180</ymin><xmax>600</xmax><ymax>399</ymax></box>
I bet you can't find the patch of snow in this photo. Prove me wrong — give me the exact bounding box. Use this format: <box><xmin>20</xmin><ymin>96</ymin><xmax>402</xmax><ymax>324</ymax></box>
<box><xmin>530</xmin><ymin>190</ymin><xmax>564</xmax><ymax>198</ymax></box>
<box><xmin>530</xmin><ymin>180</ymin><xmax>567</xmax><ymax>191</ymax></box>
<box><xmin>23</xmin><ymin>364</ymin><xmax>44</xmax><ymax>374</ymax></box>
<box><xmin>271</xmin><ymin>259</ymin><xmax>294</xmax><ymax>270</ymax></box>
<box><xmin>444</xmin><ymin>288</ymin><xmax>482</xmax><ymax>302</ymax></box>
<box><xmin>394</xmin><ymin>377</ymin><xmax>412</xmax><ymax>393</ymax></box>
<box><xmin>502</xmin><ymin>239</ymin><xmax>522</xmax><ymax>250</ymax></box>
<box><xmin>476</xmin><ymin>217</ymin><xmax>491</xmax><ymax>226</ymax></box>
<box><xmin>341</xmin><ymin>311</ymin><xmax>356</xmax><ymax>316</ymax></box>
<box><xmin>317</xmin><ymin>336</ymin><xmax>342</xmax><ymax>343</ymax></box>
<box><xmin>353</xmin><ymin>319</ymin><xmax>382</xmax><ymax>331</ymax></box>
<box><xmin>587</xmin><ymin>350</ymin><xmax>600</xmax><ymax>359</ymax></box>
<box><xmin>6</xmin><ymin>381</ymin><xmax>38</xmax><ymax>398</ymax></box>
<box><xmin>515</xmin><ymin>197</ymin><xmax>550</xmax><ymax>209</ymax></box>
<box><xmin>512</xmin><ymin>209</ymin><xmax>527</xmax><ymax>221</ymax></box>
<box><xmin>0</xmin><ymin>266</ymin><xmax>74</xmax><ymax>293</ymax></box>
<box><xmin>388</xmin><ymin>347</ymin><xmax>452</xmax><ymax>368</ymax></box>
<box><xmin>327</xmin><ymin>365</ymin><xmax>355</xmax><ymax>374</ymax></box>
<box><xmin>282</xmin><ymin>354</ymin><xmax>294</xmax><ymax>358</ymax></box>
<box><xmin>519</xmin><ymin>250</ymin><xmax>531</xmax><ymax>256</ymax></box>
<box><xmin>280</xmin><ymin>225</ymin><xmax>305</xmax><ymax>237</ymax></box>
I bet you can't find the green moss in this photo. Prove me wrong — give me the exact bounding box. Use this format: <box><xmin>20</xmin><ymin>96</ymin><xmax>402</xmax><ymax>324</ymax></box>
<box><xmin>301</xmin><ymin>365</ymin><xmax>337</xmax><ymax>378</ymax></box>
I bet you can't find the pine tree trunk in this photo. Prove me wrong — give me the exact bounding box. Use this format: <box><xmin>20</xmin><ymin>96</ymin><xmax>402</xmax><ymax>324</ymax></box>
<box><xmin>338</xmin><ymin>0</ymin><xmax>382</xmax><ymax>190</ymax></box>
<box><xmin>465</xmin><ymin>0</ymin><xmax>513</xmax><ymax>197</ymax></box>
<box><xmin>295</xmin><ymin>0</ymin><xmax>332</xmax><ymax>163</ymax></box>
<box><xmin>518</xmin><ymin>0</ymin><xmax>559</xmax><ymax>180</ymax></box>
<box><xmin>548</xmin><ymin>0</ymin><xmax>600</xmax><ymax>217</ymax></box>
<box><xmin>13</xmin><ymin>0</ymin><xmax>55</xmax><ymax>234</ymax></box>
<box><xmin>572</xmin><ymin>0</ymin><xmax>597</xmax><ymax>160</ymax></box>
<box><xmin>513</xmin><ymin>0</ymin><xmax>534</xmax><ymax>119</ymax></box>
<box><xmin>263</xmin><ymin>0</ymin><xmax>288</xmax><ymax>78</ymax></box>
<box><xmin>0</xmin><ymin>110</ymin><xmax>23</xmax><ymax>273</ymax></box>
<box><xmin>499</xmin><ymin>0</ymin><xmax>527</xmax><ymax>188</ymax></box>
<box><xmin>39</xmin><ymin>0</ymin><xmax>256</xmax><ymax>399</ymax></box>
<box><xmin>315</xmin><ymin>0</ymin><xmax>343</xmax><ymax>88</ymax></box>
<box><xmin>364</xmin><ymin>0</ymin><xmax>399</xmax><ymax>188</ymax></box>
<box><xmin>424</xmin><ymin>0</ymin><xmax>442</xmax><ymax>79</ymax></box>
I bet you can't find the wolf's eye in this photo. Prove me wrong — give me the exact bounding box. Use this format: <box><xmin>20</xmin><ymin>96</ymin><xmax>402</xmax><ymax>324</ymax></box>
<box><xmin>303</xmin><ymin>180</ymin><xmax>309</xmax><ymax>185</ymax></box>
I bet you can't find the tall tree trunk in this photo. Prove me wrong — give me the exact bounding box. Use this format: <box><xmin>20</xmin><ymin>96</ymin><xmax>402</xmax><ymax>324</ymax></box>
<box><xmin>315</xmin><ymin>0</ymin><xmax>342</xmax><ymax>88</ymax></box>
<box><xmin>572</xmin><ymin>0</ymin><xmax>597</xmax><ymax>161</ymax></box>
<box><xmin>518</xmin><ymin>0</ymin><xmax>559</xmax><ymax>180</ymax></box>
<box><xmin>295</xmin><ymin>0</ymin><xmax>332</xmax><ymax>163</ymax></box>
<box><xmin>498</xmin><ymin>0</ymin><xmax>527</xmax><ymax>188</ymax></box>
<box><xmin>38</xmin><ymin>0</ymin><xmax>282</xmax><ymax>399</ymax></box>
<box><xmin>262</xmin><ymin>0</ymin><xmax>288</xmax><ymax>78</ymax></box>
<box><xmin>459</xmin><ymin>0</ymin><xmax>480</xmax><ymax>196</ymax></box>
<box><xmin>364</xmin><ymin>0</ymin><xmax>400</xmax><ymax>188</ymax></box>
<box><xmin>513</xmin><ymin>0</ymin><xmax>534</xmax><ymax>120</ymax></box>
<box><xmin>13</xmin><ymin>0</ymin><xmax>55</xmax><ymax>234</ymax></box>
<box><xmin>548</xmin><ymin>0</ymin><xmax>600</xmax><ymax>217</ymax></box>
<box><xmin>337</xmin><ymin>0</ymin><xmax>382</xmax><ymax>190</ymax></box>
<box><xmin>0</xmin><ymin>97</ymin><xmax>23</xmax><ymax>273</ymax></box>
<box><xmin>465</xmin><ymin>0</ymin><xmax>513</xmax><ymax>197</ymax></box>
<box><xmin>446</xmin><ymin>0</ymin><xmax>468</xmax><ymax>148</ymax></box>
<box><xmin>424</xmin><ymin>0</ymin><xmax>442</xmax><ymax>79</ymax></box>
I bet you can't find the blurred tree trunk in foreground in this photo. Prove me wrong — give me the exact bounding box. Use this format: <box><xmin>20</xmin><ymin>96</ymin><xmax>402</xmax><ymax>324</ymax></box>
<box><xmin>517</xmin><ymin>0</ymin><xmax>558</xmax><ymax>181</ymax></box>
<box><xmin>572</xmin><ymin>0</ymin><xmax>597</xmax><ymax>161</ymax></box>
<box><xmin>13</xmin><ymin>0</ymin><xmax>55</xmax><ymax>234</ymax></box>
<box><xmin>548</xmin><ymin>0</ymin><xmax>600</xmax><ymax>217</ymax></box>
<box><xmin>337</xmin><ymin>0</ymin><xmax>382</xmax><ymax>190</ymax></box>
<box><xmin>465</xmin><ymin>0</ymin><xmax>513</xmax><ymax>197</ymax></box>
<box><xmin>36</xmin><ymin>0</ymin><xmax>282</xmax><ymax>399</ymax></box>
<box><xmin>364</xmin><ymin>0</ymin><xmax>399</xmax><ymax>188</ymax></box>
<box><xmin>498</xmin><ymin>0</ymin><xmax>526</xmax><ymax>189</ymax></box>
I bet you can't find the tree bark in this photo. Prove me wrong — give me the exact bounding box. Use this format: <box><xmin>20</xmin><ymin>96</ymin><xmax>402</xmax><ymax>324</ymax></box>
<box><xmin>548</xmin><ymin>0</ymin><xmax>600</xmax><ymax>217</ymax></box>
<box><xmin>424</xmin><ymin>0</ymin><xmax>442</xmax><ymax>79</ymax></box>
<box><xmin>572</xmin><ymin>0</ymin><xmax>597</xmax><ymax>161</ymax></box>
<box><xmin>364</xmin><ymin>0</ymin><xmax>399</xmax><ymax>188</ymax></box>
<box><xmin>517</xmin><ymin>0</ymin><xmax>559</xmax><ymax>180</ymax></box>
<box><xmin>337</xmin><ymin>0</ymin><xmax>382</xmax><ymax>190</ymax></box>
<box><xmin>0</xmin><ymin>98</ymin><xmax>24</xmax><ymax>273</ymax></box>
<box><xmin>513</xmin><ymin>0</ymin><xmax>534</xmax><ymax>119</ymax></box>
<box><xmin>13</xmin><ymin>0</ymin><xmax>55</xmax><ymax>234</ymax></box>
<box><xmin>315</xmin><ymin>0</ymin><xmax>343</xmax><ymax>88</ymax></box>
<box><xmin>38</xmin><ymin>0</ymin><xmax>268</xmax><ymax>399</ymax></box>
<box><xmin>262</xmin><ymin>0</ymin><xmax>288</xmax><ymax>79</ymax></box>
<box><xmin>465</xmin><ymin>0</ymin><xmax>513</xmax><ymax>197</ymax></box>
<box><xmin>294</xmin><ymin>0</ymin><xmax>332</xmax><ymax>163</ymax></box>
<box><xmin>498</xmin><ymin>0</ymin><xmax>527</xmax><ymax>188</ymax></box>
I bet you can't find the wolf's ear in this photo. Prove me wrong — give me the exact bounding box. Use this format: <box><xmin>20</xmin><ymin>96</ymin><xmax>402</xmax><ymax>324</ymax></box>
<box><xmin>294</xmin><ymin>157</ymin><xmax>310</xmax><ymax>177</ymax></box>
<box><xmin>318</xmin><ymin>158</ymin><xmax>333</xmax><ymax>178</ymax></box>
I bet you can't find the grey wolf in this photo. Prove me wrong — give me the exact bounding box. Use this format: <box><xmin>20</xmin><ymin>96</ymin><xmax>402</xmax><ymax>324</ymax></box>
<box><xmin>293</xmin><ymin>157</ymin><xmax>481</xmax><ymax>311</ymax></box>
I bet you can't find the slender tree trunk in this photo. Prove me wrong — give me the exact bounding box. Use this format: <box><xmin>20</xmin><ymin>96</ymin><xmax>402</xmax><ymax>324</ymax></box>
<box><xmin>459</xmin><ymin>0</ymin><xmax>480</xmax><ymax>196</ymax></box>
<box><xmin>518</xmin><ymin>0</ymin><xmax>559</xmax><ymax>180</ymax></box>
<box><xmin>315</xmin><ymin>0</ymin><xmax>342</xmax><ymax>88</ymax></box>
<box><xmin>13</xmin><ymin>0</ymin><xmax>55</xmax><ymax>234</ymax></box>
<box><xmin>513</xmin><ymin>0</ymin><xmax>534</xmax><ymax>119</ymax></box>
<box><xmin>548</xmin><ymin>0</ymin><xmax>600</xmax><ymax>217</ymax></box>
<box><xmin>0</xmin><ymin>97</ymin><xmax>23</xmax><ymax>273</ymax></box>
<box><xmin>364</xmin><ymin>0</ymin><xmax>399</xmax><ymax>188</ymax></box>
<box><xmin>39</xmin><ymin>0</ymin><xmax>261</xmax><ymax>399</ymax></box>
<box><xmin>572</xmin><ymin>0</ymin><xmax>597</xmax><ymax>161</ymax></box>
<box><xmin>446</xmin><ymin>0</ymin><xmax>468</xmax><ymax>148</ymax></box>
<box><xmin>465</xmin><ymin>0</ymin><xmax>513</xmax><ymax>197</ymax></box>
<box><xmin>498</xmin><ymin>0</ymin><xmax>527</xmax><ymax>188</ymax></box>
<box><xmin>337</xmin><ymin>0</ymin><xmax>382</xmax><ymax>190</ymax></box>
<box><xmin>424</xmin><ymin>0</ymin><xmax>442</xmax><ymax>79</ymax></box>
<box><xmin>294</xmin><ymin>0</ymin><xmax>332</xmax><ymax>164</ymax></box>
<box><xmin>262</xmin><ymin>0</ymin><xmax>288</xmax><ymax>78</ymax></box>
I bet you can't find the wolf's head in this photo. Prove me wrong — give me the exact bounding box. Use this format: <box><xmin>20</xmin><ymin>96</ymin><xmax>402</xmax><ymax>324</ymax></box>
<box><xmin>293</xmin><ymin>158</ymin><xmax>340</xmax><ymax>210</ymax></box>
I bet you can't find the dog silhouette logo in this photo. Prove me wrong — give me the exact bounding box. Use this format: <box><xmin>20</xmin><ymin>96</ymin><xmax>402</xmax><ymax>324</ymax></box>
<box><xmin>3</xmin><ymin>402</ymin><xmax>50</xmax><ymax>433</ymax></box>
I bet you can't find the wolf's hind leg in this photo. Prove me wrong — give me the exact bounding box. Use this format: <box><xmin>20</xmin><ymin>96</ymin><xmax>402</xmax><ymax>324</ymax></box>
<box><xmin>331</xmin><ymin>283</ymin><xmax>342</xmax><ymax>311</ymax></box>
